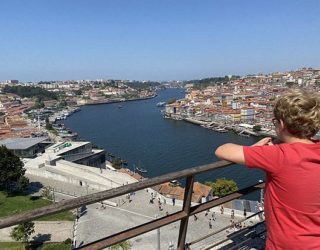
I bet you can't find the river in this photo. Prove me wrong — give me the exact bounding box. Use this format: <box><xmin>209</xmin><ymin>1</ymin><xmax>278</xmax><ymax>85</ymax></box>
<box><xmin>64</xmin><ymin>88</ymin><xmax>264</xmax><ymax>198</ymax></box>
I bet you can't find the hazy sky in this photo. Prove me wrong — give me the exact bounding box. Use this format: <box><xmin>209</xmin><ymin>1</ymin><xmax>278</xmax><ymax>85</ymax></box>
<box><xmin>0</xmin><ymin>0</ymin><xmax>319</xmax><ymax>81</ymax></box>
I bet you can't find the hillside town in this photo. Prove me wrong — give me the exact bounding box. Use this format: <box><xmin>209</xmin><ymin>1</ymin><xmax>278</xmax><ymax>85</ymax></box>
<box><xmin>0</xmin><ymin>79</ymin><xmax>159</xmax><ymax>140</ymax></box>
<box><xmin>165</xmin><ymin>67</ymin><xmax>320</xmax><ymax>138</ymax></box>
<box><xmin>1</xmin><ymin>67</ymin><xmax>320</xmax><ymax>141</ymax></box>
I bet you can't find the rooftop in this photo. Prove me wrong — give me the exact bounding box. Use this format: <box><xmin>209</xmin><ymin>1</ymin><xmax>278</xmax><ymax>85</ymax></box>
<box><xmin>0</xmin><ymin>136</ymin><xmax>49</xmax><ymax>150</ymax></box>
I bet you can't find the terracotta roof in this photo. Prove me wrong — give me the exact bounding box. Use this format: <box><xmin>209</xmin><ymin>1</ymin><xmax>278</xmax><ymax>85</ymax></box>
<box><xmin>193</xmin><ymin>182</ymin><xmax>212</xmax><ymax>198</ymax></box>
<box><xmin>154</xmin><ymin>182</ymin><xmax>212</xmax><ymax>203</ymax></box>
<box><xmin>157</xmin><ymin>182</ymin><xmax>185</xmax><ymax>200</ymax></box>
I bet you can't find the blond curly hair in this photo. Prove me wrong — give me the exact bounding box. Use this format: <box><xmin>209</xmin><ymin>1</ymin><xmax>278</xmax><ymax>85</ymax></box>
<box><xmin>274</xmin><ymin>89</ymin><xmax>320</xmax><ymax>139</ymax></box>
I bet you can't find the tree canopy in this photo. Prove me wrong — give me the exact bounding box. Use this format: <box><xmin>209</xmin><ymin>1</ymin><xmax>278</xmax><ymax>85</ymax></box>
<box><xmin>205</xmin><ymin>178</ymin><xmax>238</xmax><ymax>197</ymax></box>
<box><xmin>2</xmin><ymin>85</ymin><xmax>58</xmax><ymax>100</ymax></box>
<box><xmin>0</xmin><ymin>146</ymin><xmax>25</xmax><ymax>191</ymax></box>
<box><xmin>185</xmin><ymin>76</ymin><xmax>240</xmax><ymax>90</ymax></box>
<box><xmin>167</xmin><ymin>98</ymin><xmax>176</xmax><ymax>104</ymax></box>
<box><xmin>253</xmin><ymin>125</ymin><xmax>262</xmax><ymax>132</ymax></box>
<box><xmin>10</xmin><ymin>222</ymin><xmax>35</xmax><ymax>244</ymax></box>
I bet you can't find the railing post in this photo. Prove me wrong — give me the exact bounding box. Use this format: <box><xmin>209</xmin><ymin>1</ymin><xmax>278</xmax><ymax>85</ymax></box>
<box><xmin>177</xmin><ymin>175</ymin><xmax>194</xmax><ymax>250</ymax></box>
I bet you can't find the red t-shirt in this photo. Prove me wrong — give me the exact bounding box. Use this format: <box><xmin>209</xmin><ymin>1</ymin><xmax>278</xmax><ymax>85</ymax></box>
<box><xmin>243</xmin><ymin>142</ymin><xmax>320</xmax><ymax>250</ymax></box>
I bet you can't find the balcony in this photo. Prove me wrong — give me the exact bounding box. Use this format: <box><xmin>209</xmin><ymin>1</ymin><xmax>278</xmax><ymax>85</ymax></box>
<box><xmin>0</xmin><ymin>160</ymin><xmax>266</xmax><ymax>249</ymax></box>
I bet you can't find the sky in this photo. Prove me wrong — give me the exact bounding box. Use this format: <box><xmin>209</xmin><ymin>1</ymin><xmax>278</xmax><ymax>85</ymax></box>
<box><xmin>0</xmin><ymin>0</ymin><xmax>319</xmax><ymax>81</ymax></box>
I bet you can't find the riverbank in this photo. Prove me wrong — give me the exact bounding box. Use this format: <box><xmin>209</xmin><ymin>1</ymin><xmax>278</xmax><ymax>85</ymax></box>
<box><xmin>78</xmin><ymin>94</ymin><xmax>157</xmax><ymax>106</ymax></box>
<box><xmin>168</xmin><ymin>115</ymin><xmax>276</xmax><ymax>138</ymax></box>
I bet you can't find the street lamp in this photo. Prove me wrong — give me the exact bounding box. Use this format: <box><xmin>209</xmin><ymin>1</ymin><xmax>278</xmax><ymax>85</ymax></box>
<box><xmin>155</xmin><ymin>214</ymin><xmax>160</xmax><ymax>250</ymax></box>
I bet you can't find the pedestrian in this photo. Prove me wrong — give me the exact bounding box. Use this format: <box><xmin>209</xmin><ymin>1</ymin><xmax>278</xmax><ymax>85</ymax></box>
<box><xmin>163</xmin><ymin>199</ymin><xmax>166</xmax><ymax>205</ymax></box>
<box><xmin>172</xmin><ymin>197</ymin><xmax>176</xmax><ymax>206</ymax></box>
<box><xmin>220</xmin><ymin>205</ymin><xmax>224</xmax><ymax>214</ymax></box>
<box><xmin>209</xmin><ymin>219</ymin><xmax>212</xmax><ymax>229</ymax></box>
<box><xmin>231</xmin><ymin>209</ymin><xmax>235</xmax><ymax>219</ymax></box>
<box><xmin>215</xmin><ymin>89</ymin><xmax>320</xmax><ymax>249</ymax></box>
<box><xmin>243</xmin><ymin>208</ymin><xmax>247</xmax><ymax>218</ymax></box>
<box><xmin>193</xmin><ymin>214</ymin><xmax>198</xmax><ymax>221</ymax></box>
<box><xmin>212</xmin><ymin>211</ymin><xmax>216</xmax><ymax>221</ymax></box>
<box><xmin>205</xmin><ymin>210</ymin><xmax>209</xmax><ymax>216</ymax></box>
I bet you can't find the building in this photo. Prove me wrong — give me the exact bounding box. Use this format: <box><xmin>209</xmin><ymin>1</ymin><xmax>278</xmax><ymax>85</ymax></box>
<box><xmin>44</xmin><ymin>141</ymin><xmax>106</xmax><ymax>168</ymax></box>
<box><xmin>5</xmin><ymin>80</ymin><xmax>19</xmax><ymax>84</ymax></box>
<box><xmin>241</xmin><ymin>108</ymin><xmax>255</xmax><ymax>121</ymax></box>
<box><xmin>0</xmin><ymin>137</ymin><xmax>52</xmax><ymax>158</ymax></box>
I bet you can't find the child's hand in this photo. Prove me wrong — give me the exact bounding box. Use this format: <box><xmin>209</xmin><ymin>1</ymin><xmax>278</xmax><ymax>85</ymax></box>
<box><xmin>252</xmin><ymin>137</ymin><xmax>273</xmax><ymax>146</ymax></box>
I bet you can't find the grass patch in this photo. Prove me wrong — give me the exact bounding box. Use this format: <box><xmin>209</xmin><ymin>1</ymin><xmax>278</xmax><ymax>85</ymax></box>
<box><xmin>0</xmin><ymin>242</ymin><xmax>71</xmax><ymax>250</ymax></box>
<box><xmin>0</xmin><ymin>242</ymin><xmax>24</xmax><ymax>250</ymax></box>
<box><xmin>0</xmin><ymin>191</ymin><xmax>74</xmax><ymax>221</ymax></box>
<box><xmin>41</xmin><ymin>242</ymin><xmax>71</xmax><ymax>250</ymax></box>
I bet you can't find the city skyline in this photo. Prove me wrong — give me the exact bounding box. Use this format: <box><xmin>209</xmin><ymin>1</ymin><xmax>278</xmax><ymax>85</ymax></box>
<box><xmin>0</xmin><ymin>0</ymin><xmax>319</xmax><ymax>81</ymax></box>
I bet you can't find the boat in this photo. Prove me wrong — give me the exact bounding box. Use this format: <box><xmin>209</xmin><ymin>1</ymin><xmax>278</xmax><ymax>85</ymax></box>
<box><xmin>134</xmin><ymin>162</ymin><xmax>147</xmax><ymax>173</ymax></box>
<box><xmin>239</xmin><ymin>133</ymin><xmax>250</xmax><ymax>137</ymax></box>
<box><xmin>156</xmin><ymin>102</ymin><xmax>166</xmax><ymax>107</ymax></box>
<box><xmin>170</xmin><ymin>180</ymin><xmax>181</xmax><ymax>186</ymax></box>
<box><xmin>118</xmin><ymin>105</ymin><xmax>123</xmax><ymax>109</ymax></box>
<box><xmin>135</xmin><ymin>166</ymin><xmax>147</xmax><ymax>173</ymax></box>
<box><xmin>214</xmin><ymin>128</ymin><xmax>228</xmax><ymax>133</ymax></box>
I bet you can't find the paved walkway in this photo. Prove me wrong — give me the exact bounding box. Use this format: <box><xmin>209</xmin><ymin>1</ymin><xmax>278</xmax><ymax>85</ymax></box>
<box><xmin>25</xmin><ymin>174</ymin><xmax>263</xmax><ymax>249</ymax></box>
<box><xmin>0</xmin><ymin>221</ymin><xmax>73</xmax><ymax>242</ymax></box>
<box><xmin>74</xmin><ymin>189</ymin><xmax>260</xmax><ymax>250</ymax></box>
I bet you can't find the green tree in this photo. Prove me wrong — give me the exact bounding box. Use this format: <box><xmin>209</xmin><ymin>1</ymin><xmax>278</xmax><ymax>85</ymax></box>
<box><xmin>10</xmin><ymin>222</ymin><xmax>35</xmax><ymax>247</ymax></box>
<box><xmin>17</xmin><ymin>176</ymin><xmax>29</xmax><ymax>193</ymax></box>
<box><xmin>0</xmin><ymin>146</ymin><xmax>25</xmax><ymax>191</ymax></box>
<box><xmin>167</xmin><ymin>98</ymin><xmax>176</xmax><ymax>104</ymax></box>
<box><xmin>285</xmin><ymin>81</ymin><xmax>298</xmax><ymax>88</ymax></box>
<box><xmin>205</xmin><ymin>178</ymin><xmax>238</xmax><ymax>197</ymax></box>
<box><xmin>33</xmin><ymin>98</ymin><xmax>45</xmax><ymax>109</ymax></box>
<box><xmin>2</xmin><ymin>85</ymin><xmax>58</xmax><ymax>100</ymax></box>
<box><xmin>109</xmin><ymin>241</ymin><xmax>132</xmax><ymax>250</ymax></box>
<box><xmin>45</xmin><ymin>117</ymin><xmax>54</xmax><ymax>131</ymax></box>
<box><xmin>41</xmin><ymin>186</ymin><xmax>53</xmax><ymax>200</ymax></box>
<box><xmin>112</xmin><ymin>158</ymin><xmax>123</xmax><ymax>169</ymax></box>
<box><xmin>253</xmin><ymin>125</ymin><xmax>262</xmax><ymax>132</ymax></box>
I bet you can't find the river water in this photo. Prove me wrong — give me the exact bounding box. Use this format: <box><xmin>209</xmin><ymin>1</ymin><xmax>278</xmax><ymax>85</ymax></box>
<box><xmin>64</xmin><ymin>88</ymin><xmax>264</xmax><ymax>196</ymax></box>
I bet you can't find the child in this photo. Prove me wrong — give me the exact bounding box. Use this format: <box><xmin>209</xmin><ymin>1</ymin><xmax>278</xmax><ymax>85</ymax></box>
<box><xmin>215</xmin><ymin>89</ymin><xmax>320</xmax><ymax>250</ymax></box>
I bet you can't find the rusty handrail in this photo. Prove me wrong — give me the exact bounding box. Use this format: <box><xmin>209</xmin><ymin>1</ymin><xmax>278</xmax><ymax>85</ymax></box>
<box><xmin>0</xmin><ymin>160</ymin><xmax>232</xmax><ymax>228</ymax></box>
<box><xmin>0</xmin><ymin>159</ymin><xmax>265</xmax><ymax>250</ymax></box>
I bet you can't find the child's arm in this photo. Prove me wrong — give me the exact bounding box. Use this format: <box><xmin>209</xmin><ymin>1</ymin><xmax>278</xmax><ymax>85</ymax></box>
<box><xmin>215</xmin><ymin>137</ymin><xmax>273</xmax><ymax>165</ymax></box>
<box><xmin>215</xmin><ymin>143</ymin><xmax>245</xmax><ymax>164</ymax></box>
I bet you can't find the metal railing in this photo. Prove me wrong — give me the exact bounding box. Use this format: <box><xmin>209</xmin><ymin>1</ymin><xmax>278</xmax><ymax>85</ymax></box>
<box><xmin>0</xmin><ymin>160</ymin><xmax>265</xmax><ymax>250</ymax></box>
